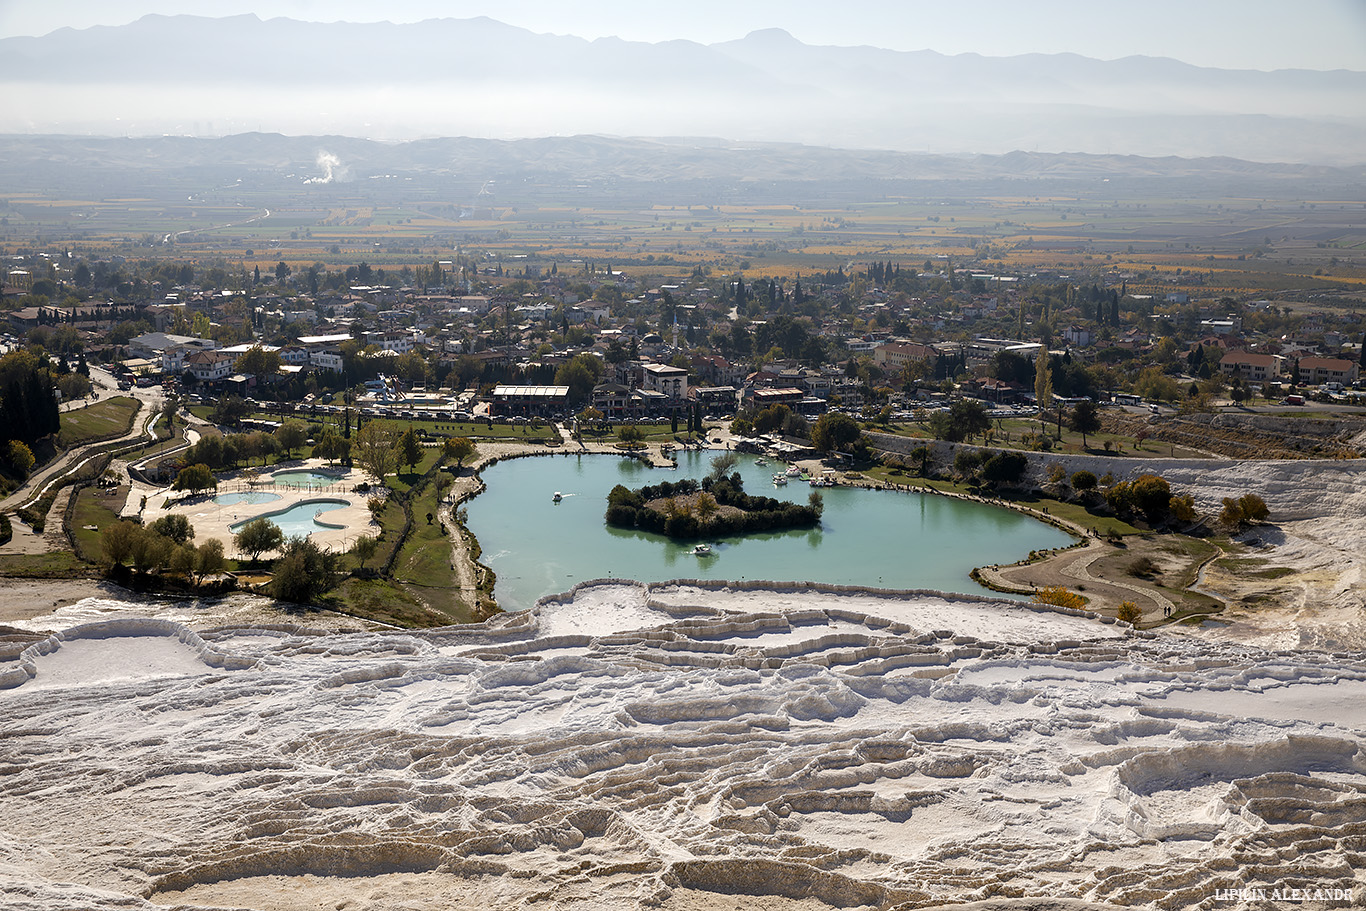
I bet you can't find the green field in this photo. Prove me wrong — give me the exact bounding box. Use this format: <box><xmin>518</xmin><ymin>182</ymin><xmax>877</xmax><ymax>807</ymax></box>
<box><xmin>58</xmin><ymin>397</ymin><xmax>141</xmax><ymax>448</ymax></box>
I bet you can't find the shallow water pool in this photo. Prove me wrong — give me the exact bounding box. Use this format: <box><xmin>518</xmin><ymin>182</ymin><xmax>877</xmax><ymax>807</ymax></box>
<box><xmin>212</xmin><ymin>491</ymin><xmax>282</xmax><ymax>507</ymax></box>
<box><xmin>231</xmin><ymin>499</ymin><xmax>350</xmax><ymax>538</ymax></box>
<box><xmin>271</xmin><ymin>470</ymin><xmax>347</xmax><ymax>488</ymax></box>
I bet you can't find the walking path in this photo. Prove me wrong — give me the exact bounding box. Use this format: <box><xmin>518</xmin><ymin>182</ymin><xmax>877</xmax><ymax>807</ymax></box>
<box><xmin>0</xmin><ymin>374</ymin><xmax>167</xmax><ymax>553</ymax></box>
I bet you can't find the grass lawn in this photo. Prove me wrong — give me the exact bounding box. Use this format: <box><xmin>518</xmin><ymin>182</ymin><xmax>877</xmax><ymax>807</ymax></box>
<box><xmin>70</xmin><ymin>484</ymin><xmax>128</xmax><ymax>562</ymax></box>
<box><xmin>863</xmin><ymin>465</ymin><xmax>1142</xmax><ymax>537</ymax></box>
<box><xmin>58</xmin><ymin>396</ymin><xmax>140</xmax><ymax>447</ymax></box>
<box><xmin>874</xmin><ymin>418</ymin><xmax>1210</xmax><ymax>460</ymax></box>
<box><xmin>0</xmin><ymin>551</ymin><xmax>95</xmax><ymax>578</ymax></box>
<box><xmin>323</xmin><ymin>577</ymin><xmax>450</xmax><ymax>628</ymax></box>
<box><xmin>384</xmin><ymin>449</ymin><xmax>443</xmax><ymax>497</ymax></box>
<box><xmin>362</xmin><ymin>499</ymin><xmax>407</xmax><ymax>573</ymax></box>
<box><xmin>391</xmin><ymin>481</ymin><xmax>465</xmax><ymax>621</ymax></box>
<box><xmin>192</xmin><ymin>406</ymin><xmax>558</xmax><ymax>442</ymax></box>
<box><xmin>1214</xmin><ymin>555</ymin><xmax>1299</xmax><ymax>580</ymax></box>
<box><xmin>580</xmin><ymin>425</ymin><xmax>695</xmax><ymax>444</ymax></box>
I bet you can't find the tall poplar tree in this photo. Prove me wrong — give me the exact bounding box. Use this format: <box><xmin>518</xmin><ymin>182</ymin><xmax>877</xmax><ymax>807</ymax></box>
<box><xmin>1034</xmin><ymin>352</ymin><xmax>1053</xmax><ymax>435</ymax></box>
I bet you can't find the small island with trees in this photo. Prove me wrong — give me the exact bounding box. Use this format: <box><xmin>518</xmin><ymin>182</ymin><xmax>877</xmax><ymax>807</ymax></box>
<box><xmin>606</xmin><ymin>454</ymin><xmax>824</xmax><ymax>539</ymax></box>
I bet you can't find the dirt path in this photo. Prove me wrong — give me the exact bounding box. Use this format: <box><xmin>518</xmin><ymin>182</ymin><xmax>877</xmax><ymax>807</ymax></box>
<box><xmin>439</xmin><ymin>471</ymin><xmax>484</xmax><ymax>607</ymax></box>
<box><xmin>975</xmin><ymin>538</ymin><xmax>1175</xmax><ymax>622</ymax></box>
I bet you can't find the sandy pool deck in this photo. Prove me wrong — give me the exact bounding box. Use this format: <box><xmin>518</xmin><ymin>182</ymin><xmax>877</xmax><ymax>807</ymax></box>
<box><xmin>136</xmin><ymin>461</ymin><xmax>379</xmax><ymax>559</ymax></box>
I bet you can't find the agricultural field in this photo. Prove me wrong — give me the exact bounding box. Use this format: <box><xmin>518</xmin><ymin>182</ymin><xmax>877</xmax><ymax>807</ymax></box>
<box><xmin>3</xmin><ymin>135</ymin><xmax>1363</xmax><ymax>300</ymax></box>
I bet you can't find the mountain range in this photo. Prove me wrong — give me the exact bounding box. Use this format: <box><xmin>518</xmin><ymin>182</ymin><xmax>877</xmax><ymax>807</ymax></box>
<box><xmin>2</xmin><ymin>14</ymin><xmax>1364</xmax><ymax>164</ymax></box>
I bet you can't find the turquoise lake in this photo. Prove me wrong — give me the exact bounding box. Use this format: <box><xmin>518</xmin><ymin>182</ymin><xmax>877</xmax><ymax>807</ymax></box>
<box><xmin>465</xmin><ymin>451</ymin><xmax>1075</xmax><ymax>611</ymax></box>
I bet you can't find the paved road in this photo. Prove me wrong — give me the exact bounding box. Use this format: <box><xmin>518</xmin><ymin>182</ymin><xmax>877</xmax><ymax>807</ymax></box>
<box><xmin>0</xmin><ymin>371</ymin><xmax>166</xmax><ymax>516</ymax></box>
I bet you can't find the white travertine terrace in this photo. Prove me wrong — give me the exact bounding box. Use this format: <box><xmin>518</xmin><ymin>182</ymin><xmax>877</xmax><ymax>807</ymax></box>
<box><xmin>1</xmin><ymin>581</ymin><xmax>1363</xmax><ymax>910</ymax></box>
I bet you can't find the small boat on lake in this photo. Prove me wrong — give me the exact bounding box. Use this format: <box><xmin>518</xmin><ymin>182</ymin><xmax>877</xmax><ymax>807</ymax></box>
<box><xmin>772</xmin><ymin>474</ymin><xmax>788</xmax><ymax>486</ymax></box>
<box><xmin>690</xmin><ymin>543</ymin><xmax>714</xmax><ymax>556</ymax></box>
<box><xmin>754</xmin><ymin>458</ymin><xmax>769</xmax><ymax>467</ymax></box>
<box><xmin>552</xmin><ymin>492</ymin><xmax>563</xmax><ymax>503</ymax></box>
<box><xmin>786</xmin><ymin>465</ymin><xmax>802</xmax><ymax>477</ymax></box>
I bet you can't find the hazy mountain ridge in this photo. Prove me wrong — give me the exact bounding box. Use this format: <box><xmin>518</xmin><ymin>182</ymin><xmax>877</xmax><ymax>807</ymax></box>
<box><xmin>2</xmin><ymin>16</ymin><xmax>1363</xmax><ymax>163</ymax></box>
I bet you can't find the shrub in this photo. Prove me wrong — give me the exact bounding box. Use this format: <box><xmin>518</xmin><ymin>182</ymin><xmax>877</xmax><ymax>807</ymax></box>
<box><xmin>1033</xmin><ymin>586</ymin><xmax>1085</xmax><ymax>609</ymax></box>
<box><xmin>1071</xmin><ymin>470</ymin><xmax>1097</xmax><ymax>491</ymax></box>
<box><xmin>271</xmin><ymin>536</ymin><xmax>339</xmax><ymax>603</ymax></box>
<box><xmin>5</xmin><ymin>440</ymin><xmax>35</xmax><ymax>478</ymax></box>
<box><xmin>954</xmin><ymin>449</ymin><xmax>981</xmax><ymax>478</ymax></box>
<box><xmin>1127</xmin><ymin>556</ymin><xmax>1159</xmax><ymax>578</ymax></box>
<box><xmin>980</xmin><ymin>450</ymin><xmax>1028</xmax><ymax>486</ymax></box>
<box><xmin>1131</xmin><ymin>474</ymin><xmax>1172</xmax><ymax>521</ymax></box>
<box><xmin>1116</xmin><ymin>601</ymin><xmax>1143</xmax><ymax>625</ymax></box>
<box><xmin>1169</xmin><ymin>494</ymin><xmax>1198</xmax><ymax>524</ymax></box>
<box><xmin>1220</xmin><ymin>493</ymin><xmax>1270</xmax><ymax>528</ymax></box>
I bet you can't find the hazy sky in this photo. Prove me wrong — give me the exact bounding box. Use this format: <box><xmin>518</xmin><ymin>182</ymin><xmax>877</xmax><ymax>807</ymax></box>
<box><xmin>2</xmin><ymin>0</ymin><xmax>1364</xmax><ymax>71</ymax></box>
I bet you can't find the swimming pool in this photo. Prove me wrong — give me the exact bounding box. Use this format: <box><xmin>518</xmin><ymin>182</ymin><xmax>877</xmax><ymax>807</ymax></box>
<box><xmin>212</xmin><ymin>491</ymin><xmax>282</xmax><ymax>507</ymax></box>
<box><xmin>270</xmin><ymin>469</ymin><xmax>347</xmax><ymax>488</ymax></box>
<box><xmin>230</xmin><ymin>499</ymin><xmax>350</xmax><ymax>538</ymax></box>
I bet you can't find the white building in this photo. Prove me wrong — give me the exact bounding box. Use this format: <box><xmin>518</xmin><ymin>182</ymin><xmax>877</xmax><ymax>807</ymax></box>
<box><xmin>641</xmin><ymin>363</ymin><xmax>689</xmax><ymax>401</ymax></box>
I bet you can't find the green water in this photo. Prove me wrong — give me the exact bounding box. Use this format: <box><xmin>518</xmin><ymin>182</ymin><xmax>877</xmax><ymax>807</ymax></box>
<box><xmin>465</xmin><ymin>451</ymin><xmax>1074</xmax><ymax>611</ymax></box>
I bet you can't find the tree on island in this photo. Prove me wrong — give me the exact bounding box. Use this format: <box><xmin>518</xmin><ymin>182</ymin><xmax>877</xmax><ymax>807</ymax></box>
<box><xmin>606</xmin><ymin>472</ymin><xmax>822</xmax><ymax>539</ymax></box>
<box><xmin>708</xmin><ymin>451</ymin><xmax>738</xmax><ymax>481</ymax></box>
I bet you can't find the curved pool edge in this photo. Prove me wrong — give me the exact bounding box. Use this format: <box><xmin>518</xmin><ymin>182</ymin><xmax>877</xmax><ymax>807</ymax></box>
<box><xmin>229</xmin><ymin>497</ymin><xmax>353</xmax><ymax>533</ymax></box>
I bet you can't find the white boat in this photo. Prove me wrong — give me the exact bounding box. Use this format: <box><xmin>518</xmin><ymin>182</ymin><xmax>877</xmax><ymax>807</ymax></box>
<box><xmin>786</xmin><ymin>465</ymin><xmax>802</xmax><ymax>477</ymax></box>
<box><xmin>772</xmin><ymin>474</ymin><xmax>788</xmax><ymax>486</ymax></box>
<box><xmin>754</xmin><ymin>458</ymin><xmax>769</xmax><ymax>467</ymax></box>
<box><xmin>552</xmin><ymin>491</ymin><xmax>563</xmax><ymax>503</ymax></box>
<box><xmin>690</xmin><ymin>543</ymin><xmax>713</xmax><ymax>555</ymax></box>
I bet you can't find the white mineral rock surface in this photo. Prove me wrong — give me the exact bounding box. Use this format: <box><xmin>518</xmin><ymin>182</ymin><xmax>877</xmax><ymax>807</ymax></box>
<box><xmin>2</xmin><ymin>581</ymin><xmax>1364</xmax><ymax>910</ymax></box>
